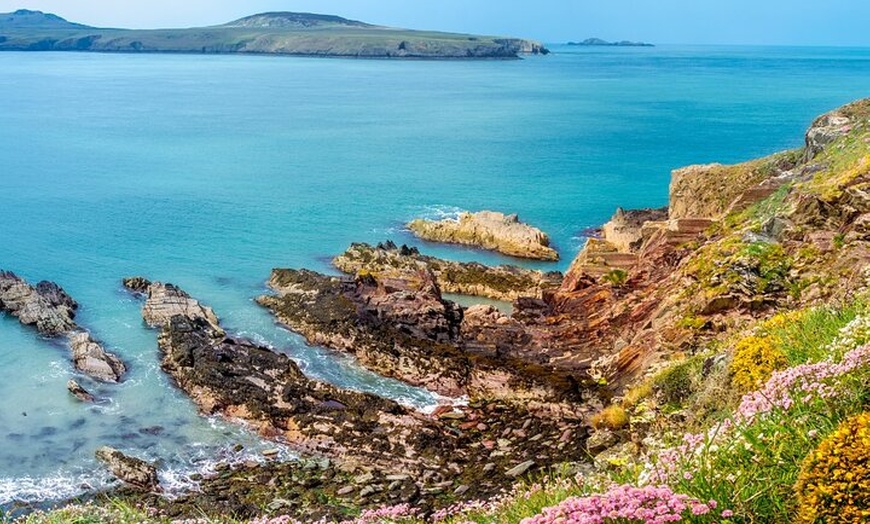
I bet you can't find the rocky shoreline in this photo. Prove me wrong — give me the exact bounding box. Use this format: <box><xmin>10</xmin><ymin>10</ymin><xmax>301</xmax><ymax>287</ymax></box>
<box><xmin>7</xmin><ymin>98</ymin><xmax>870</xmax><ymax>522</ymax></box>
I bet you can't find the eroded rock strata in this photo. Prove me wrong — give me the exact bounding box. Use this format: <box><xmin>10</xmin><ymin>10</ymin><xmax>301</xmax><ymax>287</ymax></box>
<box><xmin>124</xmin><ymin>278</ymin><xmax>590</xmax><ymax>516</ymax></box>
<box><xmin>407</xmin><ymin>210</ymin><xmax>559</xmax><ymax>261</ymax></box>
<box><xmin>256</xmin><ymin>267</ymin><xmax>584</xmax><ymax>408</ymax></box>
<box><xmin>334</xmin><ymin>241</ymin><xmax>562</xmax><ymax>301</ymax></box>
<box><xmin>0</xmin><ymin>271</ymin><xmax>126</xmax><ymax>382</ymax></box>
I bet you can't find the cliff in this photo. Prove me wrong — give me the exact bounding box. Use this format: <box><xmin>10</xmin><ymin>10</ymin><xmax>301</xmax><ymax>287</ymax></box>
<box><xmin>0</xmin><ymin>10</ymin><xmax>548</xmax><ymax>59</ymax></box>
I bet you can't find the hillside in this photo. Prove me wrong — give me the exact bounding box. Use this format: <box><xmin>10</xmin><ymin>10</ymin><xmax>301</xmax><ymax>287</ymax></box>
<box><xmin>0</xmin><ymin>9</ymin><xmax>548</xmax><ymax>59</ymax></box>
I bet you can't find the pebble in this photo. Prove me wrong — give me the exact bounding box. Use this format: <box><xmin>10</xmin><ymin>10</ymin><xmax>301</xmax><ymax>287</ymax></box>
<box><xmin>385</xmin><ymin>474</ymin><xmax>410</xmax><ymax>481</ymax></box>
<box><xmin>354</xmin><ymin>472</ymin><xmax>375</xmax><ymax>484</ymax></box>
<box><xmin>336</xmin><ymin>485</ymin><xmax>355</xmax><ymax>496</ymax></box>
<box><xmin>359</xmin><ymin>485</ymin><xmax>377</xmax><ymax>498</ymax></box>
<box><xmin>482</xmin><ymin>463</ymin><xmax>496</xmax><ymax>473</ymax></box>
<box><xmin>262</xmin><ymin>449</ymin><xmax>280</xmax><ymax>458</ymax></box>
<box><xmin>454</xmin><ymin>484</ymin><xmax>470</xmax><ymax>496</ymax></box>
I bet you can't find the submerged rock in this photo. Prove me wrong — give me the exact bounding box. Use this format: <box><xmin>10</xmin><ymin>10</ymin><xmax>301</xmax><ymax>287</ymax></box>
<box><xmin>67</xmin><ymin>379</ymin><xmax>95</xmax><ymax>403</ymax></box>
<box><xmin>334</xmin><ymin>242</ymin><xmax>562</xmax><ymax>301</ymax></box>
<box><xmin>95</xmin><ymin>446</ymin><xmax>159</xmax><ymax>491</ymax></box>
<box><xmin>407</xmin><ymin>210</ymin><xmax>559</xmax><ymax>261</ymax></box>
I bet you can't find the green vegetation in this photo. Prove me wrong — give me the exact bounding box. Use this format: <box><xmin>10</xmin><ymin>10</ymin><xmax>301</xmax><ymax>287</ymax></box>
<box><xmin>0</xmin><ymin>10</ymin><xmax>547</xmax><ymax>59</ymax></box>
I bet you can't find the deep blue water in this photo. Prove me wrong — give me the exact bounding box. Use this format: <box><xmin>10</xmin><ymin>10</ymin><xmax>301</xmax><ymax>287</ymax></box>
<box><xmin>1</xmin><ymin>44</ymin><xmax>868</xmax><ymax>506</ymax></box>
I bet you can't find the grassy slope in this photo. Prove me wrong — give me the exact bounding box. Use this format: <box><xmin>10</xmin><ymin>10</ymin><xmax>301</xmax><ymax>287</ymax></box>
<box><xmin>0</xmin><ymin>13</ymin><xmax>544</xmax><ymax>59</ymax></box>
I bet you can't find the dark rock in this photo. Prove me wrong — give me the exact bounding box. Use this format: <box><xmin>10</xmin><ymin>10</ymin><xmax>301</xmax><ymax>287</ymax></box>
<box><xmin>122</xmin><ymin>277</ymin><xmax>152</xmax><ymax>294</ymax></box>
<box><xmin>67</xmin><ymin>379</ymin><xmax>95</xmax><ymax>402</ymax></box>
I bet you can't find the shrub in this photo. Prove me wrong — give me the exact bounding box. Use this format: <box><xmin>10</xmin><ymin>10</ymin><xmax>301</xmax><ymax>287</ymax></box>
<box><xmin>602</xmin><ymin>269</ymin><xmax>628</xmax><ymax>287</ymax></box>
<box><xmin>591</xmin><ymin>405</ymin><xmax>629</xmax><ymax>430</ymax></box>
<box><xmin>794</xmin><ymin>412</ymin><xmax>870</xmax><ymax>523</ymax></box>
<box><xmin>653</xmin><ymin>358</ymin><xmax>702</xmax><ymax>405</ymax></box>
<box><xmin>730</xmin><ymin>335</ymin><xmax>788</xmax><ymax>393</ymax></box>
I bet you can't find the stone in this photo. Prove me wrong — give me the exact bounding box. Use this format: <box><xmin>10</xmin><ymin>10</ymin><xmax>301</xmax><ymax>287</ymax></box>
<box><xmin>69</xmin><ymin>332</ymin><xmax>126</xmax><ymax>383</ymax></box>
<box><xmin>505</xmin><ymin>460</ymin><xmax>535</xmax><ymax>477</ymax></box>
<box><xmin>454</xmin><ymin>484</ymin><xmax>470</xmax><ymax>496</ymax></box>
<box><xmin>407</xmin><ymin>210</ymin><xmax>559</xmax><ymax>261</ymax></box>
<box><xmin>336</xmin><ymin>485</ymin><xmax>355</xmax><ymax>496</ymax></box>
<box><xmin>95</xmin><ymin>446</ymin><xmax>159</xmax><ymax>491</ymax></box>
<box><xmin>66</xmin><ymin>379</ymin><xmax>95</xmax><ymax>402</ymax></box>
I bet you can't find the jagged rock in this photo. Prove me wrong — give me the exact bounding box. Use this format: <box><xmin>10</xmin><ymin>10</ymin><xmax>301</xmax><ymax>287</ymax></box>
<box><xmin>1</xmin><ymin>271</ymin><xmax>126</xmax><ymax>382</ymax></box>
<box><xmin>122</xmin><ymin>276</ymin><xmax>152</xmax><ymax>294</ymax></box>
<box><xmin>601</xmin><ymin>207</ymin><xmax>668</xmax><ymax>253</ymax></box>
<box><xmin>67</xmin><ymin>379</ymin><xmax>95</xmax><ymax>402</ymax></box>
<box><xmin>407</xmin><ymin>210</ymin><xmax>559</xmax><ymax>261</ymax></box>
<box><xmin>69</xmin><ymin>332</ymin><xmax>126</xmax><ymax>383</ymax></box>
<box><xmin>258</xmin><ymin>267</ymin><xmax>583</xmax><ymax>404</ymax></box>
<box><xmin>95</xmin><ymin>446</ymin><xmax>159</xmax><ymax>491</ymax></box>
<box><xmin>133</xmin><ymin>281</ymin><xmax>221</xmax><ymax>331</ymax></box>
<box><xmin>805</xmin><ymin>110</ymin><xmax>854</xmax><ymax>161</ymax></box>
<box><xmin>0</xmin><ymin>271</ymin><xmax>78</xmax><ymax>335</ymax></box>
<box><xmin>334</xmin><ymin>242</ymin><xmax>561</xmax><ymax>301</ymax></box>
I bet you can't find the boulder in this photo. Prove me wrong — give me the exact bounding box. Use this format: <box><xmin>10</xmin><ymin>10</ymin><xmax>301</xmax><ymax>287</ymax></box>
<box><xmin>407</xmin><ymin>210</ymin><xmax>558</xmax><ymax>261</ymax></box>
<box><xmin>69</xmin><ymin>332</ymin><xmax>126</xmax><ymax>383</ymax></box>
<box><xmin>136</xmin><ymin>281</ymin><xmax>221</xmax><ymax>331</ymax></box>
<box><xmin>67</xmin><ymin>379</ymin><xmax>95</xmax><ymax>402</ymax></box>
<box><xmin>95</xmin><ymin>446</ymin><xmax>159</xmax><ymax>491</ymax></box>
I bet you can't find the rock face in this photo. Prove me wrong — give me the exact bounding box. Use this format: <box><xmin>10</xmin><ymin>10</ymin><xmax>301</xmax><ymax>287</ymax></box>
<box><xmin>334</xmin><ymin>241</ymin><xmax>562</xmax><ymax>301</ymax></box>
<box><xmin>95</xmin><ymin>446</ymin><xmax>159</xmax><ymax>491</ymax></box>
<box><xmin>407</xmin><ymin>211</ymin><xmax>559</xmax><ymax>261</ymax></box>
<box><xmin>257</xmin><ymin>268</ymin><xmax>583</xmax><ymax>405</ymax></box>
<box><xmin>601</xmin><ymin>207</ymin><xmax>668</xmax><ymax>253</ymax></box>
<box><xmin>0</xmin><ymin>271</ymin><xmax>126</xmax><ymax>382</ymax></box>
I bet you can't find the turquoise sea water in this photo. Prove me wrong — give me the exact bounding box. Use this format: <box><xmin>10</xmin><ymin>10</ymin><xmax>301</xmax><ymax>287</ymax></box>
<box><xmin>1</xmin><ymin>44</ymin><xmax>869</xmax><ymax>507</ymax></box>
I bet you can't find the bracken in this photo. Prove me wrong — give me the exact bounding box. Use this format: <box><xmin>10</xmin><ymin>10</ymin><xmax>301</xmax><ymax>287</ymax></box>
<box><xmin>794</xmin><ymin>412</ymin><xmax>870</xmax><ymax>523</ymax></box>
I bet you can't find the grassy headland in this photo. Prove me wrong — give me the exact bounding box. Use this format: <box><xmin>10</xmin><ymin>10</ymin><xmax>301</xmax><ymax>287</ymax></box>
<box><xmin>0</xmin><ymin>10</ymin><xmax>548</xmax><ymax>59</ymax></box>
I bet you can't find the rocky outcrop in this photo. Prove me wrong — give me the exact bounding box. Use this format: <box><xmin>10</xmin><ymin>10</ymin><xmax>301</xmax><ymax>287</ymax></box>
<box><xmin>407</xmin><ymin>211</ymin><xmax>559</xmax><ymax>261</ymax></box>
<box><xmin>0</xmin><ymin>271</ymin><xmax>78</xmax><ymax>335</ymax></box>
<box><xmin>258</xmin><ymin>267</ymin><xmax>584</xmax><ymax>406</ymax></box>
<box><xmin>67</xmin><ymin>379</ymin><xmax>95</xmax><ymax>402</ymax></box>
<box><xmin>334</xmin><ymin>241</ymin><xmax>562</xmax><ymax>301</ymax></box>
<box><xmin>124</xmin><ymin>278</ymin><xmax>590</xmax><ymax>512</ymax></box>
<box><xmin>601</xmin><ymin>207</ymin><xmax>668</xmax><ymax>253</ymax></box>
<box><xmin>133</xmin><ymin>279</ymin><xmax>221</xmax><ymax>331</ymax></box>
<box><xmin>69</xmin><ymin>332</ymin><xmax>126</xmax><ymax>383</ymax></box>
<box><xmin>0</xmin><ymin>271</ymin><xmax>126</xmax><ymax>382</ymax></box>
<box><xmin>95</xmin><ymin>446</ymin><xmax>159</xmax><ymax>491</ymax></box>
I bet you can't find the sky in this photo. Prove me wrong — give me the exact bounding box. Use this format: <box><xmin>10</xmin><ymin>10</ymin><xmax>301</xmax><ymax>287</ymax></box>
<box><xmin>3</xmin><ymin>0</ymin><xmax>869</xmax><ymax>46</ymax></box>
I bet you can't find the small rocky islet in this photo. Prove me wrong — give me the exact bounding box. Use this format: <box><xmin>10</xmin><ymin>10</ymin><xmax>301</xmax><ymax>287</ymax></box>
<box><xmin>7</xmin><ymin>98</ymin><xmax>870</xmax><ymax>522</ymax></box>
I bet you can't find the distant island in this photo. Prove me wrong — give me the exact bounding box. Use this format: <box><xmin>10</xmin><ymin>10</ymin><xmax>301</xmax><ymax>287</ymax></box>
<box><xmin>567</xmin><ymin>37</ymin><xmax>653</xmax><ymax>47</ymax></box>
<box><xmin>0</xmin><ymin>9</ymin><xmax>548</xmax><ymax>59</ymax></box>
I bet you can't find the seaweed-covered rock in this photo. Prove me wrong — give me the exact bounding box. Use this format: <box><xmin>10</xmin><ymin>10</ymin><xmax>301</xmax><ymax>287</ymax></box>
<box><xmin>407</xmin><ymin>210</ymin><xmax>559</xmax><ymax>261</ymax></box>
<box><xmin>95</xmin><ymin>446</ymin><xmax>159</xmax><ymax>491</ymax></box>
<box><xmin>334</xmin><ymin>242</ymin><xmax>561</xmax><ymax>301</ymax></box>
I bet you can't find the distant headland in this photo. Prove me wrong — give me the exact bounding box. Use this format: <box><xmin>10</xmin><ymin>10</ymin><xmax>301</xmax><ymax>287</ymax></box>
<box><xmin>0</xmin><ymin>9</ymin><xmax>549</xmax><ymax>59</ymax></box>
<box><xmin>568</xmin><ymin>37</ymin><xmax>653</xmax><ymax>47</ymax></box>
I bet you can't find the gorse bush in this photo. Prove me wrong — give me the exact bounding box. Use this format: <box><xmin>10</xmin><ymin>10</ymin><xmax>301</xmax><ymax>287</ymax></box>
<box><xmin>794</xmin><ymin>412</ymin><xmax>870</xmax><ymax>523</ymax></box>
<box><xmin>729</xmin><ymin>335</ymin><xmax>788</xmax><ymax>393</ymax></box>
<box><xmin>591</xmin><ymin>405</ymin><xmax>629</xmax><ymax>430</ymax></box>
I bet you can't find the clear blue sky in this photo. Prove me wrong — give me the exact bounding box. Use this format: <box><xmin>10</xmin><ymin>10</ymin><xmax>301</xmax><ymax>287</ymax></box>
<box><xmin>5</xmin><ymin>0</ymin><xmax>870</xmax><ymax>46</ymax></box>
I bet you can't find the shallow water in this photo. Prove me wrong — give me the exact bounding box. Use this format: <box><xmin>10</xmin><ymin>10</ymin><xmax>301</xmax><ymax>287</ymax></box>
<box><xmin>1</xmin><ymin>44</ymin><xmax>869</xmax><ymax>506</ymax></box>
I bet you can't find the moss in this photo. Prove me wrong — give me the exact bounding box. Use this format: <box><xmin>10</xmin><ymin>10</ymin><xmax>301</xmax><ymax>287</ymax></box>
<box><xmin>591</xmin><ymin>405</ymin><xmax>629</xmax><ymax>430</ymax></box>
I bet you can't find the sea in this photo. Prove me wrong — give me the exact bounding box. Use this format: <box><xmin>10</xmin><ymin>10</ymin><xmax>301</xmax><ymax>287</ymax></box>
<box><xmin>1</xmin><ymin>44</ymin><xmax>868</xmax><ymax>509</ymax></box>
